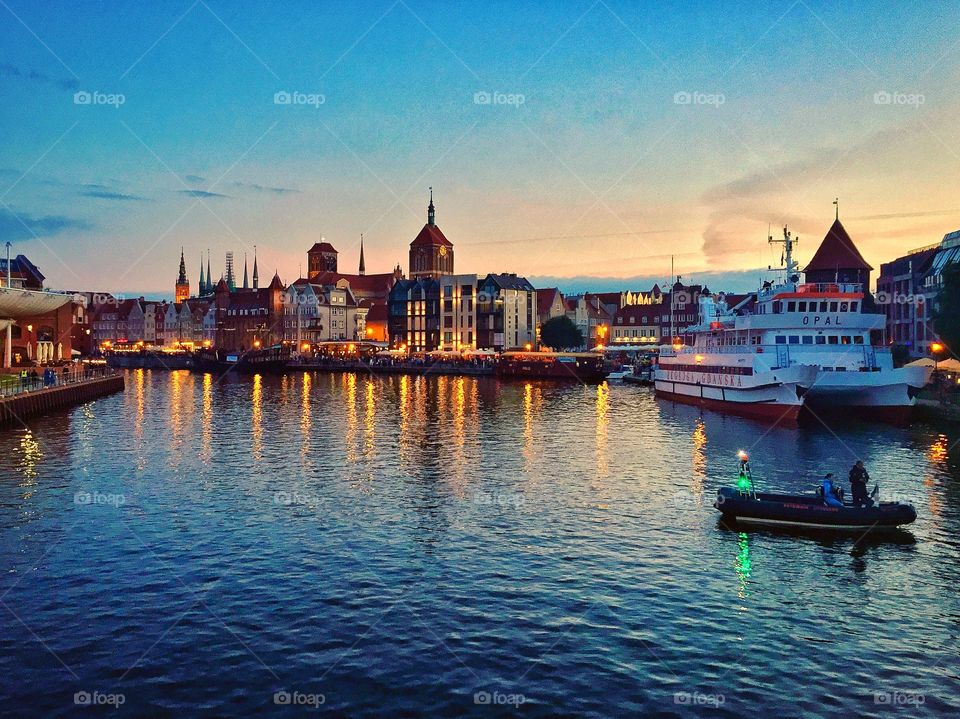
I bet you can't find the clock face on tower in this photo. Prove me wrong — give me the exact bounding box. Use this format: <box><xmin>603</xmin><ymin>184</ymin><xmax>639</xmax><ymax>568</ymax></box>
<box><xmin>439</xmin><ymin>246</ymin><xmax>447</xmax><ymax>257</ymax></box>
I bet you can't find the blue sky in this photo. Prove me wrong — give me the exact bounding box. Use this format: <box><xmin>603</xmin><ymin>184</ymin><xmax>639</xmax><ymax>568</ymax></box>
<box><xmin>2</xmin><ymin>0</ymin><xmax>959</xmax><ymax>296</ymax></box>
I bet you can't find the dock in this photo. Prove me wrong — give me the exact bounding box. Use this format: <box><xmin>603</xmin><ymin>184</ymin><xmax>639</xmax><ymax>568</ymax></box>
<box><xmin>0</xmin><ymin>370</ymin><xmax>125</xmax><ymax>428</ymax></box>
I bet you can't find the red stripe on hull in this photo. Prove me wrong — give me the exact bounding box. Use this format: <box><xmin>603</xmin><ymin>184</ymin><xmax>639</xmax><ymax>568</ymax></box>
<box><xmin>656</xmin><ymin>389</ymin><xmax>801</xmax><ymax>425</ymax></box>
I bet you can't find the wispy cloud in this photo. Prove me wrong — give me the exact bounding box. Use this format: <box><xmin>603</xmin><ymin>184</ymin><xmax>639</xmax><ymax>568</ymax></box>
<box><xmin>184</xmin><ymin>174</ymin><xmax>206</xmax><ymax>184</ymax></box>
<box><xmin>0</xmin><ymin>207</ymin><xmax>91</xmax><ymax>241</ymax></box>
<box><xmin>177</xmin><ymin>189</ymin><xmax>230</xmax><ymax>199</ymax></box>
<box><xmin>230</xmin><ymin>180</ymin><xmax>300</xmax><ymax>195</ymax></box>
<box><xmin>81</xmin><ymin>189</ymin><xmax>149</xmax><ymax>201</ymax></box>
<box><xmin>0</xmin><ymin>63</ymin><xmax>78</xmax><ymax>91</ymax></box>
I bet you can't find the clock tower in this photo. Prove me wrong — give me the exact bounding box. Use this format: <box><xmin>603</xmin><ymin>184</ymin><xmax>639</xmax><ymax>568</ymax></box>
<box><xmin>409</xmin><ymin>188</ymin><xmax>454</xmax><ymax>280</ymax></box>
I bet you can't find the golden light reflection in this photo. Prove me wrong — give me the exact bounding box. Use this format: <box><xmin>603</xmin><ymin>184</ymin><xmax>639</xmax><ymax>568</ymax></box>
<box><xmin>927</xmin><ymin>434</ymin><xmax>948</xmax><ymax>464</ymax></box>
<box><xmin>364</xmin><ymin>379</ymin><xmax>376</xmax><ymax>460</ymax></box>
<box><xmin>251</xmin><ymin>373</ymin><xmax>263</xmax><ymax>461</ymax></box>
<box><xmin>169</xmin><ymin>369</ymin><xmax>183</xmax><ymax>439</ymax></box>
<box><xmin>523</xmin><ymin>383</ymin><xmax>535</xmax><ymax>474</ymax></box>
<box><xmin>398</xmin><ymin>374</ymin><xmax>411</xmax><ymax>468</ymax></box>
<box><xmin>301</xmin><ymin>372</ymin><xmax>312</xmax><ymax>462</ymax></box>
<box><xmin>691</xmin><ymin>418</ymin><xmax>707</xmax><ymax>497</ymax></box>
<box><xmin>133</xmin><ymin>368</ymin><xmax>146</xmax><ymax>438</ymax></box>
<box><xmin>201</xmin><ymin>372</ymin><xmax>213</xmax><ymax>463</ymax></box>
<box><xmin>18</xmin><ymin>430</ymin><xmax>41</xmax><ymax>483</ymax></box>
<box><xmin>448</xmin><ymin>377</ymin><xmax>468</xmax><ymax>491</ymax></box>
<box><xmin>595</xmin><ymin>382</ymin><xmax>609</xmax><ymax>477</ymax></box>
<box><xmin>344</xmin><ymin>372</ymin><xmax>358</xmax><ymax>464</ymax></box>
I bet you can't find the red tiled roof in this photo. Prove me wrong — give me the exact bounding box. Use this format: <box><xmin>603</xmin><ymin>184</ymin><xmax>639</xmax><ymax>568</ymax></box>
<box><xmin>536</xmin><ymin>288</ymin><xmax>562</xmax><ymax>316</ymax></box>
<box><xmin>805</xmin><ymin>219</ymin><xmax>873</xmax><ymax>272</ymax></box>
<box><xmin>410</xmin><ymin>223</ymin><xmax>452</xmax><ymax>247</ymax></box>
<box><xmin>307</xmin><ymin>271</ymin><xmax>397</xmax><ymax>294</ymax></box>
<box><xmin>307</xmin><ymin>242</ymin><xmax>337</xmax><ymax>254</ymax></box>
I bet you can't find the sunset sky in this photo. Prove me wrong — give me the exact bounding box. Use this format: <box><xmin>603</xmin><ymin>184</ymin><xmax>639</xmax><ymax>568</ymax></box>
<box><xmin>2</xmin><ymin>0</ymin><xmax>960</xmax><ymax>296</ymax></box>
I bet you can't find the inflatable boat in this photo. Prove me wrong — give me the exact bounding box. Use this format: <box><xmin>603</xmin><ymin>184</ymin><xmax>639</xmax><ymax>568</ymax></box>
<box><xmin>714</xmin><ymin>486</ymin><xmax>917</xmax><ymax>530</ymax></box>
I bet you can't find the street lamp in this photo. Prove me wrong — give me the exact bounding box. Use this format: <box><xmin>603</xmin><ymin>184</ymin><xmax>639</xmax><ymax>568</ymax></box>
<box><xmin>931</xmin><ymin>341</ymin><xmax>945</xmax><ymax>372</ymax></box>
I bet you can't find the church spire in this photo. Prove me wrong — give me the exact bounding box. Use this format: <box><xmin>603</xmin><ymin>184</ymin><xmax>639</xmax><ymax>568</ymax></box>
<box><xmin>359</xmin><ymin>234</ymin><xmax>366</xmax><ymax>275</ymax></box>
<box><xmin>242</xmin><ymin>253</ymin><xmax>249</xmax><ymax>290</ymax></box>
<box><xmin>177</xmin><ymin>247</ymin><xmax>187</xmax><ymax>284</ymax></box>
<box><xmin>427</xmin><ymin>187</ymin><xmax>435</xmax><ymax>226</ymax></box>
<box><xmin>252</xmin><ymin>245</ymin><xmax>259</xmax><ymax>289</ymax></box>
<box><xmin>206</xmin><ymin>250</ymin><xmax>212</xmax><ymax>294</ymax></box>
<box><xmin>199</xmin><ymin>252</ymin><xmax>205</xmax><ymax>294</ymax></box>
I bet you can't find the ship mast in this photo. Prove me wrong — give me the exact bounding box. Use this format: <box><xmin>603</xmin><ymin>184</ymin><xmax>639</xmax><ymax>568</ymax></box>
<box><xmin>769</xmin><ymin>225</ymin><xmax>799</xmax><ymax>284</ymax></box>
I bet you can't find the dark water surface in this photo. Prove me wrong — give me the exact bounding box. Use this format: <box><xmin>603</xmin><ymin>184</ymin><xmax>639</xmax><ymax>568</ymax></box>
<box><xmin>1</xmin><ymin>369</ymin><xmax>959</xmax><ymax>717</ymax></box>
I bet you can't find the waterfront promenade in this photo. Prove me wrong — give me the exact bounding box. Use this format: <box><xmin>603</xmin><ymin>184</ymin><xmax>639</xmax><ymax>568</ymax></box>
<box><xmin>0</xmin><ymin>366</ymin><xmax>124</xmax><ymax>427</ymax></box>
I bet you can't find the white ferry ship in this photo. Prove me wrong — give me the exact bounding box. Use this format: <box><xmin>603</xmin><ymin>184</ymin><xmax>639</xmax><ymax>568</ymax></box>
<box><xmin>656</xmin><ymin>221</ymin><xmax>932</xmax><ymax>423</ymax></box>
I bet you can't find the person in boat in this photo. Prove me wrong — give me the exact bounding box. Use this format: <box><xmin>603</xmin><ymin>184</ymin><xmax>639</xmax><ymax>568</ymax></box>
<box><xmin>821</xmin><ymin>473</ymin><xmax>844</xmax><ymax>507</ymax></box>
<box><xmin>849</xmin><ymin>460</ymin><xmax>873</xmax><ymax>508</ymax></box>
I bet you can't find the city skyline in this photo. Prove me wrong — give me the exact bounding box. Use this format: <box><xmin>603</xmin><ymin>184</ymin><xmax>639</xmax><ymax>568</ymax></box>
<box><xmin>2</xmin><ymin>1</ymin><xmax>960</xmax><ymax>295</ymax></box>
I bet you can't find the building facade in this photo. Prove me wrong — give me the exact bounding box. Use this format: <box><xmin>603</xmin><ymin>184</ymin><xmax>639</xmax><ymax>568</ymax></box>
<box><xmin>477</xmin><ymin>273</ymin><xmax>536</xmax><ymax>351</ymax></box>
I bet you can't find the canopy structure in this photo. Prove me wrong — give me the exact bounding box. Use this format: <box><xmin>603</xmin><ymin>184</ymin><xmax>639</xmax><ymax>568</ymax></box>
<box><xmin>0</xmin><ymin>287</ymin><xmax>71</xmax><ymax>319</ymax></box>
<box><xmin>937</xmin><ymin>358</ymin><xmax>960</xmax><ymax>372</ymax></box>
<box><xmin>905</xmin><ymin>358</ymin><xmax>936</xmax><ymax>368</ymax></box>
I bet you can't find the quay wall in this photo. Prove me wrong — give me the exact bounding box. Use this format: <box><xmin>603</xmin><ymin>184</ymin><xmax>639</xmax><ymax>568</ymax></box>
<box><xmin>0</xmin><ymin>374</ymin><xmax>125</xmax><ymax>428</ymax></box>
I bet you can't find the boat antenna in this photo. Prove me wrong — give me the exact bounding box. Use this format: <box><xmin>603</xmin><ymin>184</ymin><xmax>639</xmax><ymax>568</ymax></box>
<box><xmin>769</xmin><ymin>225</ymin><xmax>799</xmax><ymax>284</ymax></box>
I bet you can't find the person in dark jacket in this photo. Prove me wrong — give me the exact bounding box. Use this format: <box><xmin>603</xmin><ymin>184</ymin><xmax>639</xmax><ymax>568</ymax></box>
<box><xmin>849</xmin><ymin>460</ymin><xmax>873</xmax><ymax>508</ymax></box>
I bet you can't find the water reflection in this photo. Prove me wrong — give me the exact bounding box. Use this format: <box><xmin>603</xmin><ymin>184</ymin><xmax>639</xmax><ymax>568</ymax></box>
<box><xmin>17</xmin><ymin>430</ymin><xmax>41</xmax><ymax>484</ymax></box>
<box><xmin>595</xmin><ymin>383</ymin><xmax>609</xmax><ymax>477</ymax></box>
<box><xmin>691</xmin><ymin>418</ymin><xmax>707</xmax><ymax>499</ymax></box>
<box><xmin>300</xmin><ymin>373</ymin><xmax>311</xmax><ymax>465</ymax></box>
<box><xmin>201</xmin><ymin>372</ymin><xmax>213</xmax><ymax>464</ymax></box>
<box><xmin>735</xmin><ymin>531</ymin><xmax>752</xmax><ymax>602</ymax></box>
<box><xmin>251</xmin><ymin>373</ymin><xmax>263</xmax><ymax>461</ymax></box>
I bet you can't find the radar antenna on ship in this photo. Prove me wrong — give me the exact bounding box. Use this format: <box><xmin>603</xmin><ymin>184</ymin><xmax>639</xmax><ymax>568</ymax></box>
<box><xmin>768</xmin><ymin>225</ymin><xmax>800</xmax><ymax>284</ymax></box>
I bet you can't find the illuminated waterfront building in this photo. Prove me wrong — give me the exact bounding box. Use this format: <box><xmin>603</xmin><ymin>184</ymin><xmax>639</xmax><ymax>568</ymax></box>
<box><xmin>477</xmin><ymin>273</ymin><xmax>536</xmax><ymax>351</ymax></box>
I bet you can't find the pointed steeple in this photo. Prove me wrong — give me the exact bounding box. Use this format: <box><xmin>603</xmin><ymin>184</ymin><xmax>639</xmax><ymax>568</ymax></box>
<box><xmin>177</xmin><ymin>247</ymin><xmax>187</xmax><ymax>284</ymax></box>
<box><xmin>427</xmin><ymin>187</ymin><xmax>435</xmax><ymax>226</ymax></box>
<box><xmin>252</xmin><ymin>245</ymin><xmax>259</xmax><ymax>289</ymax></box>
<box><xmin>199</xmin><ymin>252</ymin><xmax>206</xmax><ymax>293</ymax></box>
<box><xmin>242</xmin><ymin>253</ymin><xmax>249</xmax><ymax>290</ymax></box>
<box><xmin>206</xmin><ymin>250</ymin><xmax>212</xmax><ymax>294</ymax></box>
<box><xmin>359</xmin><ymin>234</ymin><xmax>366</xmax><ymax>275</ymax></box>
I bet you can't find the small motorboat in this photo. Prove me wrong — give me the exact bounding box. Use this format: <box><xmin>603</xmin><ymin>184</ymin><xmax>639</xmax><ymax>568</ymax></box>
<box><xmin>713</xmin><ymin>452</ymin><xmax>917</xmax><ymax>530</ymax></box>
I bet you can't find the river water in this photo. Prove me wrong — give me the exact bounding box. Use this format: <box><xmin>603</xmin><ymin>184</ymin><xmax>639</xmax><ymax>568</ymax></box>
<box><xmin>1</xmin><ymin>369</ymin><xmax>958</xmax><ymax>717</ymax></box>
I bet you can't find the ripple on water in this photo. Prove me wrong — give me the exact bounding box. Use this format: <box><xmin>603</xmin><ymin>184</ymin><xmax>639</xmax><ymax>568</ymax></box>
<box><xmin>0</xmin><ymin>372</ymin><xmax>958</xmax><ymax>716</ymax></box>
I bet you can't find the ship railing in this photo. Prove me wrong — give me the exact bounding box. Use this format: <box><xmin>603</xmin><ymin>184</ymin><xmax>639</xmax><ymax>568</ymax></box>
<box><xmin>794</xmin><ymin>282</ymin><xmax>863</xmax><ymax>294</ymax></box>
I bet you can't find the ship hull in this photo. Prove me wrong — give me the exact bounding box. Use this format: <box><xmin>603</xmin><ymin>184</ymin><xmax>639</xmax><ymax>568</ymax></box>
<box><xmin>800</xmin><ymin>365</ymin><xmax>931</xmax><ymax>423</ymax></box>
<box><xmin>654</xmin><ymin>363</ymin><xmax>815</xmax><ymax>425</ymax></box>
